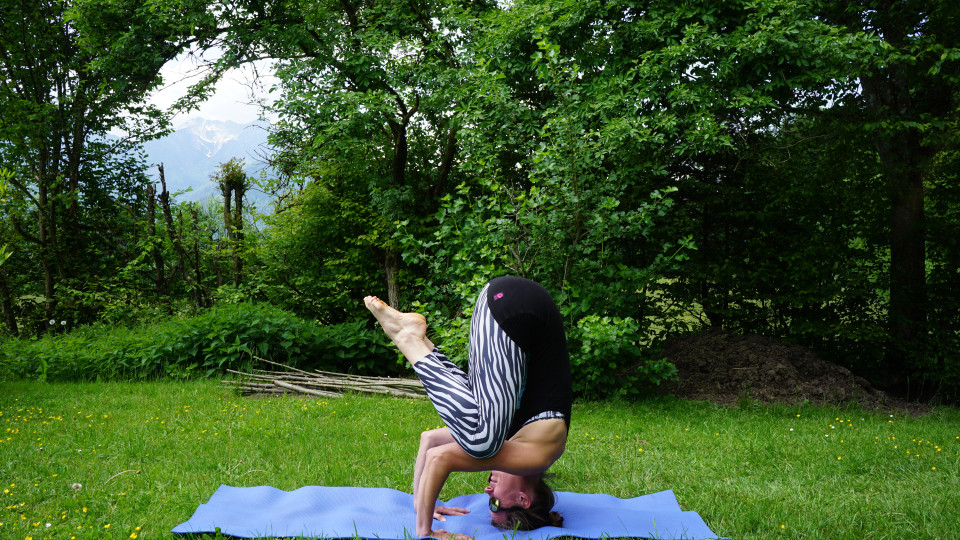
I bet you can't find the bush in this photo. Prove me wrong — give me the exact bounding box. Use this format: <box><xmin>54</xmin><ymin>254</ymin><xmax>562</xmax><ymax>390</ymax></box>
<box><xmin>0</xmin><ymin>303</ymin><xmax>401</xmax><ymax>382</ymax></box>
<box><xmin>408</xmin><ymin>309</ymin><xmax>679</xmax><ymax>400</ymax></box>
<box><xmin>567</xmin><ymin>314</ymin><xmax>678</xmax><ymax>399</ymax></box>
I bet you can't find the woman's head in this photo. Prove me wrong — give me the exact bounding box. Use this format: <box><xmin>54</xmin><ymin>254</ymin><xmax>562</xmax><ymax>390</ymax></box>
<box><xmin>485</xmin><ymin>472</ymin><xmax>564</xmax><ymax>530</ymax></box>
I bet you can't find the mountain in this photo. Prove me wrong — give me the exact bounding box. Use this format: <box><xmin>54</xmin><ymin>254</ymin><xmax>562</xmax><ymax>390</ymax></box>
<box><xmin>141</xmin><ymin>118</ymin><xmax>274</xmax><ymax>204</ymax></box>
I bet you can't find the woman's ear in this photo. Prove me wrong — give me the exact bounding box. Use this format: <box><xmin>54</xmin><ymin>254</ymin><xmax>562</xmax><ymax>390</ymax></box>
<box><xmin>517</xmin><ymin>490</ymin><xmax>532</xmax><ymax>509</ymax></box>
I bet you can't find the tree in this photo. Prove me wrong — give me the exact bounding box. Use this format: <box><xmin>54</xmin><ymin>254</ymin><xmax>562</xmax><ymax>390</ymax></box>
<box><xmin>0</xmin><ymin>168</ymin><xmax>17</xmax><ymax>335</ymax></box>
<box><xmin>0</xmin><ymin>0</ymin><xmax>214</xmax><ymax>329</ymax></box>
<box><xmin>823</xmin><ymin>0</ymin><xmax>960</xmax><ymax>382</ymax></box>
<box><xmin>417</xmin><ymin>0</ymin><xmax>958</xmax><ymax>395</ymax></box>
<box><xmin>213</xmin><ymin>158</ymin><xmax>250</xmax><ymax>287</ymax></box>
<box><xmin>199</xmin><ymin>0</ymin><xmax>484</xmax><ymax>308</ymax></box>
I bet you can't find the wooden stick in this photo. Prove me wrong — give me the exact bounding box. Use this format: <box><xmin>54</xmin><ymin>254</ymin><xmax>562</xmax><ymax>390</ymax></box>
<box><xmin>273</xmin><ymin>380</ymin><xmax>342</xmax><ymax>398</ymax></box>
<box><xmin>223</xmin><ymin>357</ymin><xmax>428</xmax><ymax>399</ymax></box>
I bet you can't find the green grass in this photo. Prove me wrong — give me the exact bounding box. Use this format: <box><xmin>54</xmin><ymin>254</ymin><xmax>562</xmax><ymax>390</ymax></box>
<box><xmin>1</xmin><ymin>381</ymin><xmax>958</xmax><ymax>539</ymax></box>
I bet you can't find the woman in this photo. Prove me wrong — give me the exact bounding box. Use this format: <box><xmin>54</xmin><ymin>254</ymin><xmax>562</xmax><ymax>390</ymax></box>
<box><xmin>364</xmin><ymin>276</ymin><xmax>572</xmax><ymax>539</ymax></box>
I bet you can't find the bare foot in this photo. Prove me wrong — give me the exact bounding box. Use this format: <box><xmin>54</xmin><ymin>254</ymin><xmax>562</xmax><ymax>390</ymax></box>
<box><xmin>363</xmin><ymin>296</ymin><xmax>431</xmax><ymax>364</ymax></box>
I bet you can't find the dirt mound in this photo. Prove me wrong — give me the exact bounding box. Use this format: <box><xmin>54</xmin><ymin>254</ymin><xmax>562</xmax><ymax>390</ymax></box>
<box><xmin>659</xmin><ymin>328</ymin><xmax>925</xmax><ymax>413</ymax></box>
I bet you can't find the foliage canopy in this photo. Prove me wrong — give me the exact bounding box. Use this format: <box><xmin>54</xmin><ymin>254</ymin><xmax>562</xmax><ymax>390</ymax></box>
<box><xmin>1</xmin><ymin>0</ymin><xmax>959</xmax><ymax>400</ymax></box>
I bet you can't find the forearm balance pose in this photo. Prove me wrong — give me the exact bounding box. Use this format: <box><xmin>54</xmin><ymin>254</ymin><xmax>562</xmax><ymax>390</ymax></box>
<box><xmin>365</xmin><ymin>276</ymin><xmax>572</xmax><ymax>539</ymax></box>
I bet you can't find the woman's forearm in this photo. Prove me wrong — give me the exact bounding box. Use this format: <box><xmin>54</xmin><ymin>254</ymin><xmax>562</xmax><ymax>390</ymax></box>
<box><xmin>415</xmin><ymin>447</ymin><xmax>453</xmax><ymax>537</ymax></box>
<box><xmin>413</xmin><ymin>428</ymin><xmax>454</xmax><ymax>502</ymax></box>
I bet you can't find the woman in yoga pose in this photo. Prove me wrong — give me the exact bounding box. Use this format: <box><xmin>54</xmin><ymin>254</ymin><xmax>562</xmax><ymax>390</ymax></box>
<box><xmin>364</xmin><ymin>276</ymin><xmax>572</xmax><ymax>540</ymax></box>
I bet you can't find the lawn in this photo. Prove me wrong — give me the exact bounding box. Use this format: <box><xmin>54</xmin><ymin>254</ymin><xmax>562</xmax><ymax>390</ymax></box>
<box><xmin>1</xmin><ymin>380</ymin><xmax>957</xmax><ymax>539</ymax></box>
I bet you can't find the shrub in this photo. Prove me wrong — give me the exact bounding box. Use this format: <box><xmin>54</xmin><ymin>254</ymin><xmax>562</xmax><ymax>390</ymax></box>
<box><xmin>567</xmin><ymin>314</ymin><xmax>678</xmax><ymax>399</ymax></box>
<box><xmin>0</xmin><ymin>303</ymin><xmax>401</xmax><ymax>382</ymax></box>
<box><xmin>405</xmin><ymin>309</ymin><xmax>679</xmax><ymax>400</ymax></box>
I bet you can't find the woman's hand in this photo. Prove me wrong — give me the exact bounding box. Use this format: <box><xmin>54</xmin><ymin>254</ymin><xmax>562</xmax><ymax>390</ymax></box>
<box><xmin>433</xmin><ymin>505</ymin><xmax>470</xmax><ymax>521</ymax></box>
<box><xmin>427</xmin><ymin>508</ymin><xmax>471</xmax><ymax>540</ymax></box>
<box><xmin>428</xmin><ymin>529</ymin><xmax>472</xmax><ymax>540</ymax></box>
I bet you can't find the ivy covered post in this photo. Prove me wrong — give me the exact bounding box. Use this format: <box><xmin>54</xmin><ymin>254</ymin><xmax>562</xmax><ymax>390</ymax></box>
<box><xmin>213</xmin><ymin>158</ymin><xmax>250</xmax><ymax>287</ymax></box>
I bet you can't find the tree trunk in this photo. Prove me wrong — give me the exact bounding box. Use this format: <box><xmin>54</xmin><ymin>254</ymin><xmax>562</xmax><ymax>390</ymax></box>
<box><xmin>383</xmin><ymin>249</ymin><xmax>400</xmax><ymax>308</ymax></box>
<box><xmin>431</xmin><ymin>127</ymin><xmax>458</xmax><ymax>202</ymax></box>
<box><xmin>158</xmin><ymin>164</ymin><xmax>201</xmax><ymax>302</ymax></box>
<box><xmin>36</xmin><ymin>172</ymin><xmax>58</xmax><ymax>323</ymax></box>
<box><xmin>221</xmin><ymin>178</ymin><xmax>245</xmax><ymax>286</ymax></box>
<box><xmin>861</xmin><ymin>62</ymin><xmax>930</xmax><ymax>380</ymax></box>
<box><xmin>232</xmin><ymin>183</ymin><xmax>245</xmax><ymax>285</ymax></box>
<box><xmin>146</xmin><ymin>184</ymin><xmax>166</xmax><ymax>296</ymax></box>
<box><xmin>388</xmin><ymin>120</ymin><xmax>409</xmax><ymax>188</ymax></box>
<box><xmin>887</xmin><ymin>164</ymin><xmax>926</xmax><ymax>356</ymax></box>
<box><xmin>379</xmin><ymin>102</ymin><xmax>417</xmax><ymax>308</ymax></box>
<box><xmin>0</xmin><ymin>265</ymin><xmax>18</xmax><ymax>337</ymax></box>
<box><xmin>221</xmin><ymin>180</ymin><xmax>235</xmax><ymax>283</ymax></box>
<box><xmin>190</xmin><ymin>208</ymin><xmax>208</xmax><ymax>307</ymax></box>
<box><xmin>62</xmin><ymin>99</ymin><xmax>86</xmax><ymax>287</ymax></box>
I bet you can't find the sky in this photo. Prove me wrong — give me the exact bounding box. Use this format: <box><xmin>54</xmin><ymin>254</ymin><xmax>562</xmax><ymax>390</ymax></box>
<box><xmin>149</xmin><ymin>49</ymin><xmax>278</xmax><ymax>128</ymax></box>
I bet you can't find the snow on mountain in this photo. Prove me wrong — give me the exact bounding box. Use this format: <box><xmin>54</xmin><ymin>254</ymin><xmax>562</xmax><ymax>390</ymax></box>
<box><xmin>142</xmin><ymin>118</ymin><xmax>273</xmax><ymax>204</ymax></box>
<box><xmin>178</xmin><ymin>118</ymin><xmax>245</xmax><ymax>158</ymax></box>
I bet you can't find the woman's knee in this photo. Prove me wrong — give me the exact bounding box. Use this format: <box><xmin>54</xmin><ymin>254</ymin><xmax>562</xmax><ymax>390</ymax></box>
<box><xmin>420</xmin><ymin>427</ymin><xmax>453</xmax><ymax>448</ymax></box>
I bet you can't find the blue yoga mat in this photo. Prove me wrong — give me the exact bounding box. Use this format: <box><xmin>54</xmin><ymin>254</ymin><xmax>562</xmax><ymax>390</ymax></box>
<box><xmin>172</xmin><ymin>485</ymin><xmax>721</xmax><ymax>539</ymax></box>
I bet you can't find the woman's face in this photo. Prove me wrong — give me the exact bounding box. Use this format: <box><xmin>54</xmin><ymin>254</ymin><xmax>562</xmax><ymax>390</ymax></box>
<box><xmin>485</xmin><ymin>471</ymin><xmax>529</xmax><ymax>524</ymax></box>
